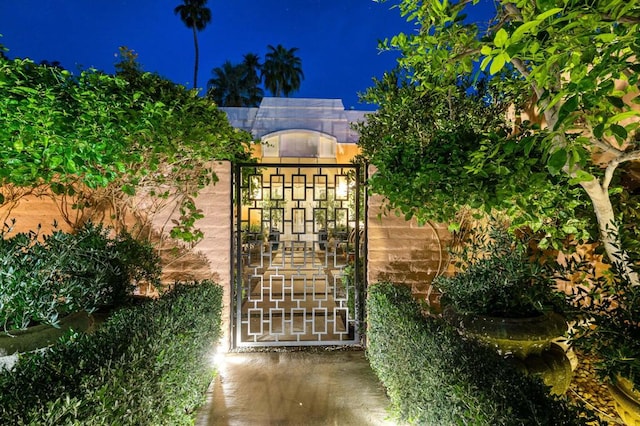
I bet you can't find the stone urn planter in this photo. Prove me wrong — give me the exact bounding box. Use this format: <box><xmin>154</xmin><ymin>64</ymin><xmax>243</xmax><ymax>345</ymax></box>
<box><xmin>509</xmin><ymin>342</ymin><xmax>573</xmax><ymax>395</ymax></box>
<box><xmin>609</xmin><ymin>376</ymin><xmax>640</xmax><ymax>426</ymax></box>
<box><xmin>445</xmin><ymin>309</ymin><xmax>572</xmax><ymax>394</ymax></box>
<box><xmin>0</xmin><ymin>311</ymin><xmax>95</xmax><ymax>370</ymax></box>
<box><xmin>444</xmin><ymin>309</ymin><xmax>568</xmax><ymax>359</ymax></box>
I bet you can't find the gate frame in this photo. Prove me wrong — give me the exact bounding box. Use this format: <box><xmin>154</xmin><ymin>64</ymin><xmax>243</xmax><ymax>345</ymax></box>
<box><xmin>230</xmin><ymin>163</ymin><xmax>367</xmax><ymax>349</ymax></box>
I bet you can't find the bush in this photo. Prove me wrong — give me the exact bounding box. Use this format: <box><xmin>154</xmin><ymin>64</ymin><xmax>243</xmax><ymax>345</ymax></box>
<box><xmin>0</xmin><ymin>280</ymin><xmax>223</xmax><ymax>425</ymax></box>
<box><xmin>0</xmin><ymin>221</ymin><xmax>160</xmax><ymax>330</ymax></box>
<box><xmin>366</xmin><ymin>282</ymin><xmax>592</xmax><ymax>425</ymax></box>
<box><xmin>433</xmin><ymin>226</ymin><xmax>564</xmax><ymax>317</ymax></box>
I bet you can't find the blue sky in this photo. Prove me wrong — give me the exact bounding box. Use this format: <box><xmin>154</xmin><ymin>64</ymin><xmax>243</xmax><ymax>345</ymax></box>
<box><xmin>0</xmin><ymin>0</ymin><xmax>423</xmax><ymax>110</ymax></box>
<box><xmin>0</xmin><ymin>1</ymin><xmax>497</xmax><ymax>110</ymax></box>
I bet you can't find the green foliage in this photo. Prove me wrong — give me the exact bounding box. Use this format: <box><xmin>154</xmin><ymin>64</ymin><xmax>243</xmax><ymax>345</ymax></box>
<box><xmin>557</xmin><ymin>239</ymin><xmax>640</xmax><ymax>389</ymax></box>
<box><xmin>0</xmin><ymin>281</ymin><xmax>223</xmax><ymax>425</ymax></box>
<box><xmin>371</xmin><ymin>0</ymin><xmax>640</xmax><ymax>282</ymax></box>
<box><xmin>434</xmin><ymin>225</ymin><xmax>565</xmax><ymax>317</ymax></box>
<box><xmin>0</xmin><ymin>53</ymin><xmax>252</xmax><ymax>241</ymax></box>
<box><xmin>0</xmin><ymin>221</ymin><xmax>160</xmax><ymax>331</ymax></box>
<box><xmin>356</xmin><ymin>72</ymin><xmax>590</xmax><ymax>245</ymax></box>
<box><xmin>366</xmin><ymin>282</ymin><xmax>590</xmax><ymax>425</ymax></box>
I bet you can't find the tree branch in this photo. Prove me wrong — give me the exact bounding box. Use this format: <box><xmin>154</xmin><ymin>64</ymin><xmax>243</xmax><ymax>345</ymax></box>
<box><xmin>510</xmin><ymin>58</ymin><xmax>542</xmax><ymax>99</ymax></box>
<box><xmin>503</xmin><ymin>3</ymin><xmax>524</xmax><ymax>22</ymax></box>
<box><xmin>590</xmin><ymin>136</ymin><xmax>625</xmax><ymax>157</ymax></box>
<box><xmin>603</xmin><ymin>149</ymin><xmax>640</xmax><ymax>191</ymax></box>
<box><xmin>451</xmin><ymin>48</ymin><xmax>481</xmax><ymax>62</ymax></box>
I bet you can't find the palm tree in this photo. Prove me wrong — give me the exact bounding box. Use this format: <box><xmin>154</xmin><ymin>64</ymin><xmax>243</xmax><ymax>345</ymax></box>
<box><xmin>241</xmin><ymin>53</ymin><xmax>264</xmax><ymax>107</ymax></box>
<box><xmin>174</xmin><ymin>0</ymin><xmax>211</xmax><ymax>89</ymax></box>
<box><xmin>261</xmin><ymin>44</ymin><xmax>304</xmax><ymax>97</ymax></box>
<box><xmin>207</xmin><ymin>61</ymin><xmax>244</xmax><ymax>107</ymax></box>
<box><xmin>207</xmin><ymin>54</ymin><xmax>265</xmax><ymax>107</ymax></box>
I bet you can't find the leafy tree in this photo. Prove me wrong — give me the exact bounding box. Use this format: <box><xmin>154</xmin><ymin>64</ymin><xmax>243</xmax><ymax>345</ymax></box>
<box><xmin>369</xmin><ymin>0</ymin><xmax>640</xmax><ymax>284</ymax></box>
<box><xmin>357</xmin><ymin>72</ymin><xmax>589</xmax><ymax>240</ymax></box>
<box><xmin>206</xmin><ymin>54</ymin><xmax>264</xmax><ymax>107</ymax></box>
<box><xmin>261</xmin><ymin>44</ymin><xmax>304</xmax><ymax>97</ymax></box>
<box><xmin>0</xmin><ymin>52</ymin><xmax>252</xmax><ymax>241</ymax></box>
<box><xmin>174</xmin><ymin>0</ymin><xmax>212</xmax><ymax>89</ymax></box>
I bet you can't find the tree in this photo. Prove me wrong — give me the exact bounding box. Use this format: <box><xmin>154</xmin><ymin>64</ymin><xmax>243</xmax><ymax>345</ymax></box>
<box><xmin>358</xmin><ymin>72</ymin><xmax>588</xmax><ymax>236</ymax></box>
<box><xmin>206</xmin><ymin>54</ymin><xmax>264</xmax><ymax>107</ymax></box>
<box><xmin>261</xmin><ymin>44</ymin><xmax>304</xmax><ymax>97</ymax></box>
<box><xmin>174</xmin><ymin>0</ymin><xmax>212</xmax><ymax>89</ymax></box>
<box><xmin>0</xmin><ymin>55</ymin><xmax>252</xmax><ymax>241</ymax></box>
<box><xmin>206</xmin><ymin>61</ymin><xmax>248</xmax><ymax>107</ymax></box>
<box><xmin>241</xmin><ymin>53</ymin><xmax>264</xmax><ymax>106</ymax></box>
<box><xmin>369</xmin><ymin>1</ymin><xmax>640</xmax><ymax>284</ymax></box>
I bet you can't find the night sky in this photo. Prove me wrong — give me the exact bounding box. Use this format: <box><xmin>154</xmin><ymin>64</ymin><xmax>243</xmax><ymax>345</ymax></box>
<box><xmin>0</xmin><ymin>0</ymin><xmax>424</xmax><ymax>110</ymax></box>
<box><xmin>0</xmin><ymin>1</ymin><xmax>497</xmax><ymax>110</ymax></box>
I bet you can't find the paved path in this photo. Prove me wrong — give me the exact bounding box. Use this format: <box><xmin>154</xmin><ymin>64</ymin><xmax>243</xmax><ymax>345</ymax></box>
<box><xmin>196</xmin><ymin>350</ymin><xmax>397</xmax><ymax>426</ymax></box>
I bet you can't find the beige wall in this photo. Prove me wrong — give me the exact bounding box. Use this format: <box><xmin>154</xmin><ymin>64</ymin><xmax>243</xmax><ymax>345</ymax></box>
<box><xmin>149</xmin><ymin>161</ymin><xmax>233</xmax><ymax>350</ymax></box>
<box><xmin>0</xmin><ymin>194</ymin><xmax>74</xmax><ymax>236</ymax></box>
<box><xmin>366</xmin><ymin>174</ymin><xmax>452</xmax><ymax>305</ymax></box>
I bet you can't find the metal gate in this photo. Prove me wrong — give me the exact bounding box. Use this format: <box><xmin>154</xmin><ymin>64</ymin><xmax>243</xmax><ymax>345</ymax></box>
<box><xmin>232</xmin><ymin>163</ymin><xmax>365</xmax><ymax>348</ymax></box>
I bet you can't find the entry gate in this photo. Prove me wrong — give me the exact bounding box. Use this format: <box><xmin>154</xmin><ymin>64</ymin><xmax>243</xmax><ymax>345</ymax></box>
<box><xmin>232</xmin><ymin>163</ymin><xmax>365</xmax><ymax>348</ymax></box>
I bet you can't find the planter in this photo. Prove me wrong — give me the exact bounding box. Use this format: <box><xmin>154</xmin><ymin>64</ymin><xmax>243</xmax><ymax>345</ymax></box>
<box><xmin>509</xmin><ymin>343</ymin><xmax>573</xmax><ymax>395</ymax></box>
<box><xmin>0</xmin><ymin>311</ymin><xmax>95</xmax><ymax>370</ymax></box>
<box><xmin>445</xmin><ymin>309</ymin><xmax>567</xmax><ymax>359</ymax></box>
<box><xmin>609</xmin><ymin>376</ymin><xmax>640</xmax><ymax>426</ymax></box>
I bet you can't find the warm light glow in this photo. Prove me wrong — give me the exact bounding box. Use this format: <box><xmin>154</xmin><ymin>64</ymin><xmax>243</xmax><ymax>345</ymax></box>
<box><xmin>210</xmin><ymin>345</ymin><xmax>225</xmax><ymax>368</ymax></box>
<box><xmin>336</xmin><ymin>181</ymin><xmax>348</xmax><ymax>199</ymax></box>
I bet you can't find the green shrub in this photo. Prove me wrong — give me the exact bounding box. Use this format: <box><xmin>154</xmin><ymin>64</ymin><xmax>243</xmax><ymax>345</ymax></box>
<box><xmin>0</xmin><ymin>280</ymin><xmax>223</xmax><ymax>425</ymax></box>
<box><xmin>0</xmin><ymin>221</ymin><xmax>160</xmax><ymax>330</ymax></box>
<box><xmin>366</xmin><ymin>282</ymin><xmax>592</xmax><ymax>425</ymax></box>
<box><xmin>433</xmin><ymin>226</ymin><xmax>564</xmax><ymax>317</ymax></box>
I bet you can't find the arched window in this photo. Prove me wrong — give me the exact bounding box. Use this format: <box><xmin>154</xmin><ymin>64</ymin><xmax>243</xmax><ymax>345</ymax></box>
<box><xmin>261</xmin><ymin>130</ymin><xmax>337</xmax><ymax>160</ymax></box>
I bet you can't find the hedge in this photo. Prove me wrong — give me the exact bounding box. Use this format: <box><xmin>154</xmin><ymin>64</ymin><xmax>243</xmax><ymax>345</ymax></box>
<box><xmin>0</xmin><ymin>281</ymin><xmax>223</xmax><ymax>425</ymax></box>
<box><xmin>366</xmin><ymin>282</ymin><xmax>593</xmax><ymax>425</ymax></box>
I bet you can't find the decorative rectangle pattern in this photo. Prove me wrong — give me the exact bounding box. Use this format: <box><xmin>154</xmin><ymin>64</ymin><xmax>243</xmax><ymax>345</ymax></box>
<box><xmin>233</xmin><ymin>164</ymin><xmax>363</xmax><ymax>347</ymax></box>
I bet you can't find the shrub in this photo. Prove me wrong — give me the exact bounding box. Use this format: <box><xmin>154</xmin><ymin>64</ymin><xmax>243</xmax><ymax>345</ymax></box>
<box><xmin>433</xmin><ymin>225</ymin><xmax>564</xmax><ymax>317</ymax></box>
<box><xmin>0</xmin><ymin>221</ymin><xmax>160</xmax><ymax>330</ymax></box>
<box><xmin>366</xmin><ymin>282</ymin><xmax>591</xmax><ymax>425</ymax></box>
<box><xmin>0</xmin><ymin>280</ymin><xmax>223</xmax><ymax>425</ymax></box>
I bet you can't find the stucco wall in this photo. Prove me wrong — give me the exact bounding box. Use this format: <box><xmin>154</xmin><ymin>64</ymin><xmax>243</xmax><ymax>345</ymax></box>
<box><xmin>367</xmin><ymin>188</ymin><xmax>452</xmax><ymax>305</ymax></box>
<box><xmin>149</xmin><ymin>161</ymin><xmax>233</xmax><ymax>350</ymax></box>
<box><xmin>1</xmin><ymin>159</ymin><xmax>456</xmax><ymax>346</ymax></box>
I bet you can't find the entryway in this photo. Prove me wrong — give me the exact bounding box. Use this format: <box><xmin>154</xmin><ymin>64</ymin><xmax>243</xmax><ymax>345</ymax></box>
<box><xmin>231</xmin><ymin>163</ymin><xmax>365</xmax><ymax>348</ymax></box>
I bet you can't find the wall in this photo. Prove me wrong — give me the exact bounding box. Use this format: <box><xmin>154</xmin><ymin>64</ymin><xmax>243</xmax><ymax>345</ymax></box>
<box><xmin>0</xmin><ymin>164</ymin><xmax>455</xmax><ymax>347</ymax></box>
<box><xmin>366</xmin><ymin>178</ymin><xmax>452</xmax><ymax>305</ymax></box>
<box><xmin>149</xmin><ymin>161</ymin><xmax>233</xmax><ymax>350</ymax></box>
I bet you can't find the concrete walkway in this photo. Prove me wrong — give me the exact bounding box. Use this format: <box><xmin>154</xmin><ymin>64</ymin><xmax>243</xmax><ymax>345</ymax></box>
<box><xmin>196</xmin><ymin>349</ymin><xmax>397</xmax><ymax>426</ymax></box>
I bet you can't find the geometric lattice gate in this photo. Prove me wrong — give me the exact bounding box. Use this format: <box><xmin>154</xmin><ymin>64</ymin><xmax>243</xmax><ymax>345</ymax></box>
<box><xmin>231</xmin><ymin>163</ymin><xmax>365</xmax><ymax>348</ymax></box>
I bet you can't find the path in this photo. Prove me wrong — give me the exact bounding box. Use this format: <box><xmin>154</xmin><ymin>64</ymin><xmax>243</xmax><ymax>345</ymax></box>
<box><xmin>196</xmin><ymin>350</ymin><xmax>397</xmax><ymax>426</ymax></box>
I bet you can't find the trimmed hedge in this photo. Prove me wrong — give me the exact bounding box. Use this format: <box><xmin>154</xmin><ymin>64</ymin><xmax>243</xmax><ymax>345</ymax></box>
<box><xmin>0</xmin><ymin>281</ymin><xmax>223</xmax><ymax>425</ymax></box>
<box><xmin>366</xmin><ymin>282</ymin><xmax>592</xmax><ymax>426</ymax></box>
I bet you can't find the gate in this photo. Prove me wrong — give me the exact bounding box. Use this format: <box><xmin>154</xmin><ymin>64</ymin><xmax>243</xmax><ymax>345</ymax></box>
<box><xmin>232</xmin><ymin>163</ymin><xmax>365</xmax><ymax>348</ymax></box>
